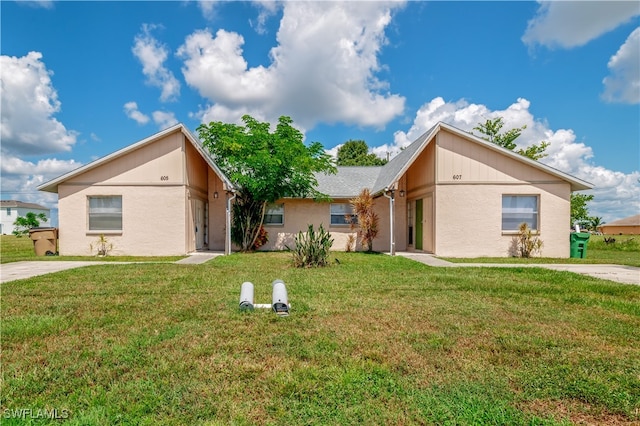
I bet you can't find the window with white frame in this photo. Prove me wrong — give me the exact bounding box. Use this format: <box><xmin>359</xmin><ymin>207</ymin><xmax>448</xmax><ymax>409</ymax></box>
<box><xmin>264</xmin><ymin>203</ymin><xmax>284</xmax><ymax>225</ymax></box>
<box><xmin>88</xmin><ymin>196</ymin><xmax>122</xmax><ymax>231</ymax></box>
<box><xmin>330</xmin><ymin>203</ymin><xmax>356</xmax><ymax>226</ymax></box>
<box><xmin>502</xmin><ymin>195</ymin><xmax>538</xmax><ymax>231</ymax></box>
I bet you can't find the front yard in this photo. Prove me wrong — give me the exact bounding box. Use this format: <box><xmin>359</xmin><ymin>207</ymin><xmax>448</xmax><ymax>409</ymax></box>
<box><xmin>2</xmin><ymin>251</ymin><xmax>639</xmax><ymax>425</ymax></box>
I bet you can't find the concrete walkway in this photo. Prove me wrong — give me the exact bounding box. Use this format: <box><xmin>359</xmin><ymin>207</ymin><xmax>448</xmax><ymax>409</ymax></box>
<box><xmin>1</xmin><ymin>252</ymin><xmax>223</xmax><ymax>284</ymax></box>
<box><xmin>396</xmin><ymin>252</ymin><xmax>640</xmax><ymax>286</ymax></box>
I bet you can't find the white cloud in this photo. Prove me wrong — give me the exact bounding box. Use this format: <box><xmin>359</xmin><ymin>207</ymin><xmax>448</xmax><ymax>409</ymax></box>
<box><xmin>177</xmin><ymin>1</ymin><xmax>405</xmax><ymax>130</ymax></box>
<box><xmin>123</xmin><ymin>101</ymin><xmax>150</xmax><ymax>125</ymax></box>
<box><xmin>152</xmin><ymin>111</ymin><xmax>179</xmax><ymax>129</ymax></box>
<box><xmin>197</xmin><ymin>1</ymin><xmax>217</xmax><ymax>21</ymax></box>
<box><xmin>522</xmin><ymin>1</ymin><xmax>639</xmax><ymax>49</ymax></box>
<box><xmin>19</xmin><ymin>1</ymin><xmax>54</xmax><ymax>9</ymax></box>
<box><xmin>0</xmin><ymin>52</ymin><xmax>78</xmax><ymax>156</ymax></box>
<box><xmin>132</xmin><ymin>24</ymin><xmax>180</xmax><ymax>102</ymax></box>
<box><xmin>250</xmin><ymin>1</ymin><xmax>281</xmax><ymax>35</ymax></box>
<box><xmin>0</xmin><ymin>154</ymin><xmax>81</xmax><ymax>210</ymax></box>
<box><xmin>378</xmin><ymin>97</ymin><xmax>639</xmax><ymax>222</ymax></box>
<box><xmin>602</xmin><ymin>27</ymin><xmax>640</xmax><ymax>104</ymax></box>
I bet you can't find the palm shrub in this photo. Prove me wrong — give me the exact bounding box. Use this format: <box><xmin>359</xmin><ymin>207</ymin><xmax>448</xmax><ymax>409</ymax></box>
<box><xmin>350</xmin><ymin>188</ymin><xmax>379</xmax><ymax>251</ymax></box>
<box><xmin>288</xmin><ymin>224</ymin><xmax>334</xmax><ymax>267</ymax></box>
<box><xmin>514</xmin><ymin>222</ymin><xmax>543</xmax><ymax>258</ymax></box>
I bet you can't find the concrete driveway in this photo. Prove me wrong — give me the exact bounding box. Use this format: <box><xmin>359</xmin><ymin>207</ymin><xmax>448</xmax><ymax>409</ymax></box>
<box><xmin>1</xmin><ymin>253</ymin><xmax>638</xmax><ymax>286</ymax></box>
<box><xmin>0</xmin><ymin>253</ymin><xmax>222</xmax><ymax>284</ymax></box>
<box><xmin>397</xmin><ymin>253</ymin><xmax>640</xmax><ymax>286</ymax></box>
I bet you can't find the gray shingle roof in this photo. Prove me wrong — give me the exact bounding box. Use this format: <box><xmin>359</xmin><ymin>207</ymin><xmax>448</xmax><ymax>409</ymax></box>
<box><xmin>314</xmin><ymin>166</ymin><xmax>382</xmax><ymax>199</ymax></box>
<box><xmin>371</xmin><ymin>124</ymin><xmax>438</xmax><ymax>194</ymax></box>
<box><xmin>601</xmin><ymin>214</ymin><xmax>640</xmax><ymax>227</ymax></box>
<box><xmin>0</xmin><ymin>200</ymin><xmax>49</xmax><ymax>210</ymax></box>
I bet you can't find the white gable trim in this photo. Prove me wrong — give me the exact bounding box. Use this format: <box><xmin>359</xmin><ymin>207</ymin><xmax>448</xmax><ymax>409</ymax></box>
<box><xmin>37</xmin><ymin>124</ymin><xmax>234</xmax><ymax>193</ymax></box>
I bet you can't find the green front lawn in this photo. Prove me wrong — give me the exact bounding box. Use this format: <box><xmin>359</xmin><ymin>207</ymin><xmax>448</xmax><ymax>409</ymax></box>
<box><xmin>0</xmin><ymin>235</ymin><xmax>184</xmax><ymax>264</ymax></box>
<box><xmin>444</xmin><ymin>234</ymin><xmax>640</xmax><ymax>267</ymax></box>
<box><xmin>2</xmin><ymin>252</ymin><xmax>639</xmax><ymax>425</ymax></box>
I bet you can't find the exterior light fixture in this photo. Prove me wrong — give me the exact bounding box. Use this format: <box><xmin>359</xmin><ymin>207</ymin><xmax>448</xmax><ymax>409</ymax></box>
<box><xmin>214</xmin><ymin>191</ymin><xmax>219</xmax><ymax>199</ymax></box>
<box><xmin>399</xmin><ymin>190</ymin><xmax>405</xmax><ymax>197</ymax></box>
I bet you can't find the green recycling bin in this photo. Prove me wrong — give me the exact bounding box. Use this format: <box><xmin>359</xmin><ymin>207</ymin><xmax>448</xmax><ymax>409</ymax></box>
<box><xmin>570</xmin><ymin>232</ymin><xmax>590</xmax><ymax>258</ymax></box>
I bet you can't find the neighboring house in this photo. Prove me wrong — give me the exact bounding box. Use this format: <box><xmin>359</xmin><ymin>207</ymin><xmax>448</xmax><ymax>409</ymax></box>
<box><xmin>597</xmin><ymin>214</ymin><xmax>640</xmax><ymax>235</ymax></box>
<box><xmin>39</xmin><ymin>121</ymin><xmax>593</xmax><ymax>257</ymax></box>
<box><xmin>0</xmin><ymin>200</ymin><xmax>50</xmax><ymax>235</ymax></box>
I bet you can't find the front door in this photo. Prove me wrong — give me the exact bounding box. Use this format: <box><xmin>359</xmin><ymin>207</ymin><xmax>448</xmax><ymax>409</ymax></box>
<box><xmin>415</xmin><ymin>199</ymin><xmax>423</xmax><ymax>251</ymax></box>
<box><xmin>195</xmin><ymin>199</ymin><xmax>205</xmax><ymax>250</ymax></box>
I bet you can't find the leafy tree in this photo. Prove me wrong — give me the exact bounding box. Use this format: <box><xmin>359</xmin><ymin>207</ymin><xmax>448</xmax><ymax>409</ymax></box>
<box><xmin>337</xmin><ymin>140</ymin><xmax>387</xmax><ymax>166</ymax></box>
<box><xmin>198</xmin><ymin>115</ymin><xmax>336</xmax><ymax>251</ymax></box>
<box><xmin>570</xmin><ymin>193</ymin><xmax>594</xmax><ymax>228</ymax></box>
<box><xmin>473</xmin><ymin>117</ymin><xmax>549</xmax><ymax>160</ymax></box>
<box><xmin>12</xmin><ymin>212</ymin><xmax>47</xmax><ymax>236</ymax></box>
<box><xmin>350</xmin><ymin>188</ymin><xmax>379</xmax><ymax>251</ymax></box>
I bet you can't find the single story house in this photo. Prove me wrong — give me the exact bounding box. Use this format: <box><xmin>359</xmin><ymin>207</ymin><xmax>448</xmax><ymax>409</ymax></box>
<box><xmin>597</xmin><ymin>214</ymin><xmax>640</xmax><ymax>235</ymax></box>
<box><xmin>38</xmin><ymin>121</ymin><xmax>592</xmax><ymax>257</ymax></box>
<box><xmin>0</xmin><ymin>200</ymin><xmax>51</xmax><ymax>235</ymax></box>
<box><xmin>38</xmin><ymin>125</ymin><xmax>235</xmax><ymax>256</ymax></box>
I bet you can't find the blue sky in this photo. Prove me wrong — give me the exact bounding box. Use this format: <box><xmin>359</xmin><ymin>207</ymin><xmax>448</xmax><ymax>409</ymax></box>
<box><xmin>1</xmin><ymin>1</ymin><xmax>639</xmax><ymax>223</ymax></box>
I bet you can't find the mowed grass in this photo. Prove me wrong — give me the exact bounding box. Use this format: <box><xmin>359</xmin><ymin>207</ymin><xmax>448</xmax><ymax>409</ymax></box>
<box><xmin>0</xmin><ymin>235</ymin><xmax>183</xmax><ymax>264</ymax></box>
<box><xmin>444</xmin><ymin>234</ymin><xmax>640</xmax><ymax>267</ymax></box>
<box><xmin>2</xmin><ymin>252</ymin><xmax>639</xmax><ymax>425</ymax></box>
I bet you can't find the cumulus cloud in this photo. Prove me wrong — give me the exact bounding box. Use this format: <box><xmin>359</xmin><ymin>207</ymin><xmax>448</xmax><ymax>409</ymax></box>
<box><xmin>522</xmin><ymin>1</ymin><xmax>639</xmax><ymax>49</ymax></box>
<box><xmin>0</xmin><ymin>154</ymin><xmax>81</xmax><ymax>209</ymax></box>
<box><xmin>0</xmin><ymin>52</ymin><xmax>78</xmax><ymax>157</ymax></box>
<box><xmin>123</xmin><ymin>101</ymin><xmax>150</xmax><ymax>125</ymax></box>
<box><xmin>602</xmin><ymin>27</ymin><xmax>640</xmax><ymax>104</ymax></box>
<box><xmin>132</xmin><ymin>24</ymin><xmax>180</xmax><ymax>102</ymax></box>
<box><xmin>152</xmin><ymin>111</ymin><xmax>179</xmax><ymax>129</ymax></box>
<box><xmin>178</xmin><ymin>1</ymin><xmax>405</xmax><ymax>130</ymax></box>
<box><xmin>377</xmin><ymin>97</ymin><xmax>639</xmax><ymax>222</ymax></box>
<box><xmin>19</xmin><ymin>1</ymin><xmax>54</xmax><ymax>9</ymax></box>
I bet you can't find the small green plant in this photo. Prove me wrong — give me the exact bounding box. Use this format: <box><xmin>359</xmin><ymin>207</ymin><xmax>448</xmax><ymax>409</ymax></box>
<box><xmin>287</xmin><ymin>224</ymin><xmax>334</xmax><ymax>267</ymax></box>
<box><xmin>513</xmin><ymin>222</ymin><xmax>543</xmax><ymax>258</ymax></box>
<box><xmin>90</xmin><ymin>234</ymin><xmax>113</xmax><ymax>257</ymax></box>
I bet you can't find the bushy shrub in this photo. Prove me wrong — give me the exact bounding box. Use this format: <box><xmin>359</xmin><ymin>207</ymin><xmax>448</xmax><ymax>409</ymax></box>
<box><xmin>288</xmin><ymin>224</ymin><xmax>334</xmax><ymax>268</ymax></box>
<box><xmin>251</xmin><ymin>226</ymin><xmax>269</xmax><ymax>250</ymax></box>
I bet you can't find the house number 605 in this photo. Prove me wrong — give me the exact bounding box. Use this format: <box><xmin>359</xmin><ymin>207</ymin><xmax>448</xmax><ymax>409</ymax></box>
<box><xmin>160</xmin><ymin>176</ymin><xmax>169</xmax><ymax>181</ymax></box>
<box><xmin>452</xmin><ymin>174</ymin><xmax>462</xmax><ymax>180</ymax></box>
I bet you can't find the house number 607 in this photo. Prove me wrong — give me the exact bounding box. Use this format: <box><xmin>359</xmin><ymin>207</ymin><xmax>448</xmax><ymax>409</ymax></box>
<box><xmin>452</xmin><ymin>174</ymin><xmax>462</xmax><ymax>180</ymax></box>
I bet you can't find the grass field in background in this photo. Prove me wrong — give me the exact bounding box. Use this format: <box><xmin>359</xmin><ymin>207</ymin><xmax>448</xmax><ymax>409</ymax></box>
<box><xmin>0</xmin><ymin>235</ymin><xmax>184</xmax><ymax>264</ymax></box>
<box><xmin>2</xmin><ymin>251</ymin><xmax>639</xmax><ymax>425</ymax></box>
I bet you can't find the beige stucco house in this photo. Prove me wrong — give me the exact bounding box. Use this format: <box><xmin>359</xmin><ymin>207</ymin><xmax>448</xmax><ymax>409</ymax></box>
<box><xmin>39</xmin><ymin>124</ymin><xmax>235</xmax><ymax>256</ymax></box>
<box><xmin>39</xmin><ymin>121</ymin><xmax>592</xmax><ymax>257</ymax></box>
<box><xmin>261</xmin><ymin>122</ymin><xmax>592</xmax><ymax>257</ymax></box>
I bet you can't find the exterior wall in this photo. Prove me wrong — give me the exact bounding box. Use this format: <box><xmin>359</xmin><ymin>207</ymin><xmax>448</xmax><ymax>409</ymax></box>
<box><xmin>58</xmin><ymin>184</ymin><xmax>187</xmax><ymax>256</ymax></box>
<box><xmin>434</xmin><ymin>183</ymin><xmax>571</xmax><ymax>257</ymax></box>
<box><xmin>599</xmin><ymin>226</ymin><xmax>640</xmax><ymax>235</ymax></box>
<box><xmin>55</xmin><ymin>129</ymin><xmax>229</xmax><ymax>255</ymax></box>
<box><xmin>1</xmin><ymin>206</ymin><xmax>50</xmax><ymax>235</ymax></box>
<box><xmin>260</xmin><ymin>197</ymin><xmax>393</xmax><ymax>252</ymax></box>
<box><xmin>432</xmin><ymin>130</ymin><xmax>571</xmax><ymax>257</ymax></box>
